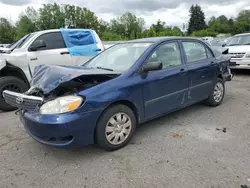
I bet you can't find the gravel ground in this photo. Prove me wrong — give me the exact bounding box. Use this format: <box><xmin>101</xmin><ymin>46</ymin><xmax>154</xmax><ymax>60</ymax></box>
<box><xmin>0</xmin><ymin>72</ymin><xmax>250</xmax><ymax>188</ymax></box>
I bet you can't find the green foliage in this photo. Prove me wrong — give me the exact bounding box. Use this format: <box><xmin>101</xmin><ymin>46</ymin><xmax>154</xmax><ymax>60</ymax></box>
<box><xmin>110</xmin><ymin>12</ymin><xmax>145</xmax><ymax>40</ymax></box>
<box><xmin>0</xmin><ymin>3</ymin><xmax>250</xmax><ymax>43</ymax></box>
<box><xmin>191</xmin><ymin>29</ymin><xmax>217</xmax><ymax>37</ymax></box>
<box><xmin>37</xmin><ymin>3</ymin><xmax>65</xmax><ymax>30</ymax></box>
<box><xmin>187</xmin><ymin>4</ymin><xmax>206</xmax><ymax>34</ymax></box>
<box><xmin>15</xmin><ymin>14</ymin><xmax>37</xmax><ymax>39</ymax></box>
<box><xmin>150</xmin><ymin>19</ymin><xmax>166</xmax><ymax>33</ymax></box>
<box><xmin>0</xmin><ymin>18</ymin><xmax>16</xmax><ymax>43</ymax></box>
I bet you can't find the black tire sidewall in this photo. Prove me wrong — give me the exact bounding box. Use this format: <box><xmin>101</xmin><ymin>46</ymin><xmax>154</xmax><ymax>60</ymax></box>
<box><xmin>96</xmin><ymin>104</ymin><xmax>136</xmax><ymax>151</ymax></box>
<box><xmin>0</xmin><ymin>76</ymin><xmax>29</xmax><ymax>111</ymax></box>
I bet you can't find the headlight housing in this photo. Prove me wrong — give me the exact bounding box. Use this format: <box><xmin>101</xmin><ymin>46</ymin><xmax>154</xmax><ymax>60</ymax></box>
<box><xmin>40</xmin><ymin>95</ymin><xmax>83</xmax><ymax>114</ymax></box>
<box><xmin>245</xmin><ymin>53</ymin><xmax>250</xmax><ymax>58</ymax></box>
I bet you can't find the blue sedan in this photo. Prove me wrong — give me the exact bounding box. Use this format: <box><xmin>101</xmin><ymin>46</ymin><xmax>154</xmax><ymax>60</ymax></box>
<box><xmin>3</xmin><ymin>37</ymin><xmax>232</xmax><ymax>151</ymax></box>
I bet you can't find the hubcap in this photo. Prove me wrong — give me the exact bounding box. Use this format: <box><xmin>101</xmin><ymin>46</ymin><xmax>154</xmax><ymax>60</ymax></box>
<box><xmin>213</xmin><ymin>82</ymin><xmax>224</xmax><ymax>103</ymax></box>
<box><xmin>105</xmin><ymin>113</ymin><xmax>132</xmax><ymax>145</ymax></box>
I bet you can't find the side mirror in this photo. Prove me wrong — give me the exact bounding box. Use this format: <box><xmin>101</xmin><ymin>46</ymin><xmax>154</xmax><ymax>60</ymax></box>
<box><xmin>29</xmin><ymin>40</ymin><xmax>46</xmax><ymax>51</ymax></box>
<box><xmin>222</xmin><ymin>43</ymin><xmax>226</xmax><ymax>47</ymax></box>
<box><xmin>142</xmin><ymin>61</ymin><xmax>163</xmax><ymax>72</ymax></box>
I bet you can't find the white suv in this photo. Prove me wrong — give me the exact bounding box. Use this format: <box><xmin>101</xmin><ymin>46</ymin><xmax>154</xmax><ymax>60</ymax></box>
<box><xmin>0</xmin><ymin>29</ymin><xmax>104</xmax><ymax>111</ymax></box>
<box><xmin>224</xmin><ymin>33</ymin><xmax>250</xmax><ymax>69</ymax></box>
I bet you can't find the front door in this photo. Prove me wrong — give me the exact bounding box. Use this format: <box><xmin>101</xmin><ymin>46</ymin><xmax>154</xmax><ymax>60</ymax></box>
<box><xmin>142</xmin><ymin>41</ymin><xmax>189</xmax><ymax>120</ymax></box>
<box><xmin>181</xmin><ymin>40</ymin><xmax>217</xmax><ymax>103</ymax></box>
<box><xmin>27</xmin><ymin>32</ymin><xmax>72</xmax><ymax>75</ymax></box>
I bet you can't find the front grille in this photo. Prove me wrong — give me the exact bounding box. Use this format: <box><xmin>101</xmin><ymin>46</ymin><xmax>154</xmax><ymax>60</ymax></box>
<box><xmin>3</xmin><ymin>90</ymin><xmax>43</xmax><ymax>110</ymax></box>
<box><xmin>229</xmin><ymin>53</ymin><xmax>245</xmax><ymax>58</ymax></box>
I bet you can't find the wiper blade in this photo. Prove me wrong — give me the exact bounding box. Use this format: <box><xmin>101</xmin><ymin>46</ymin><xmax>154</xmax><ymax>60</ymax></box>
<box><xmin>96</xmin><ymin>67</ymin><xmax>113</xmax><ymax>71</ymax></box>
<box><xmin>227</xmin><ymin>44</ymin><xmax>241</xmax><ymax>46</ymax></box>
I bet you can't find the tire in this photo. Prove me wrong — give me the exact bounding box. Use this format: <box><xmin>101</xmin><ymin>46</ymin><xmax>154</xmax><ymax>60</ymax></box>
<box><xmin>205</xmin><ymin>78</ymin><xmax>225</xmax><ymax>107</ymax></box>
<box><xmin>95</xmin><ymin>104</ymin><xmax>136</xmax><ymax>151</ymax></box>
<box><xmin>0</xmin><ymin>76</ymin><xmax>29</xmax><ymax>111</ymax></box>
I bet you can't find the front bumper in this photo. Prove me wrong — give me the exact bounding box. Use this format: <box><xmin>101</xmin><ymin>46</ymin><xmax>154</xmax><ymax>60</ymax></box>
<box><xmin>20</xmin><ymin>109</ymin><xmax>103</xmax><ymax>148</ymax></box>
<box><xmin>229</xmin><ymin>58</ymin><xmax>250</xmax><ymax>69</ymax></box>
<box><xmin>223</xmin><ymin>67</ymin><xmax>233</xmax><ymax>82</ymax></box>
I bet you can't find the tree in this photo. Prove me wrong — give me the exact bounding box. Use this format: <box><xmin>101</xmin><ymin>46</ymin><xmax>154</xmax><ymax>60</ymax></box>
<box><xmin>150</xmin><ymin>19</ymin><xmax>165</xmax><ymax>33</ymax></box>
<box><xmin>101</xmin><ymin>32</ymin><xmax>124</xmax><ymax>41</ymax></box>
<box><xmin>0</xmin><ymin>18</ymin><xmax>15</xmax><ymax>43</ymax></box>
<box><xmin>217</xmin><ymin>15</ymin><xmax>228</xmax><ymax>24</ymax></box>
<box><xmin>97</xmin><ymin>19</ymin><xmax>110</xmax><ymax>39</ymax></box>
<box><xmin>37</xmin><ymin>3</ymin><xmax>65</xmax><ymax>30</ymax></box>
<box><xmin>187</xmin><ymin>4</ymin><xmax>206</xmax><ymax>34</ymax></box>
<box><xmin>15</xmin><ymin>14</ymin><xmax>37</xmax><ymax>39</ymax></box>
<box><xmin>171</xmin><ymin>26</ymin><xmax>183</xmax><ymax>36</ymax></box>
<box><xmin>75</xmin><ymin>8</ymin><xmax>99</xmax><ymax>29</ymax></box>
<box><xmin>234</xmin><ymin>10</ymin><xmax>250</xmax><ymax>33</ymax></box>
<box><xmin>191</xmin><ymin>29</ymin><xmax>217</xmax><ymax>37</ymax></box>
<box><xmin>25</xmin><ymin>6</ymin><xmax>39</xmax><ymax>25</ymax></box>
<box><xmin>110</xmin><ymin>12</ymin><xmax>145</xmax><ymax>40</ymax></box>
<box><xmin>110</xmin><ymin>19</ymin><xmax>127</xmax><ymax>39</ymax></box>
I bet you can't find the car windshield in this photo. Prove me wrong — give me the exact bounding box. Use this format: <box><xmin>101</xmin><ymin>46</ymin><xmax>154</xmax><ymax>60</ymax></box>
<box><xmin>226</xmin><ymin>35</ymin><xmax>250</xmax><ymax>46</ymax></box>
<box><xmin>83</xmin><ymin>42</ymin><xmax>152</xmax><ymax>72</ymax></box>
<box><xmin>8</xmin><ymin>32</ymin><xmax>37</xmax><ymax>51</ymax></box>
<box><xmin>15</xmin><ymin>32</ymin><xmax>37</xmax><ymax>48</ymax></box>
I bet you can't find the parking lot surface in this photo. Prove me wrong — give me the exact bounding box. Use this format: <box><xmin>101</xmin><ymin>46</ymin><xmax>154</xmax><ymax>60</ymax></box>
<box><xmin>0</xmin><ymin>72</ymin><xmax>250</xmax><ymax>188</ymax></box>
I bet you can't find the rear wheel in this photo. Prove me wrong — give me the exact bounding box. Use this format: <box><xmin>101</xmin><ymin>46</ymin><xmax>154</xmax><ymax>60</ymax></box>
<box><xmin>95</xmin><ymin>104</ymin><xmax>136</xmax><ymax>151</ymax></box>
<box><xmin>205</xmin><ymin>78</ymin><xmax>225</xmax><ymax>107</ymax></box>
<box><xmin>0</xmin><ymin>76</ymin><xmax>29</xmax><ymax>111</ymax></box>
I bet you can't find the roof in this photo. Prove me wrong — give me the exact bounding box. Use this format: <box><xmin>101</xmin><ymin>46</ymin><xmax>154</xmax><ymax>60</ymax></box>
<box><xmin>102</xmin><ymin>41</ymin><xmax>126</xmax><ymax>45</ymax></box>
<box><xmin>234</xmin><ymin>33</ymin><xmax>250</xmax><ymax>36</ymax></box>
<box><xmin>129</xmin><ymin>36</ymin><xmax>201</xmax><ymax>43</ymax></box>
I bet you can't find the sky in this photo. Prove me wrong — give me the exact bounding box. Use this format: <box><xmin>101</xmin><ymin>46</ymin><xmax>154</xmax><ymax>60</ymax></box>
<box><xmin>0</xmin><ymin>0</ymin><xmax>250</xmax><ymax>28</ymax></box>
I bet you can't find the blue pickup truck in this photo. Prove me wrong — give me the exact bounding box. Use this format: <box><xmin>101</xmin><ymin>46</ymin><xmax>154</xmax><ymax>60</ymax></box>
<box><xmin>3</xmin><ymin>37</ymin><xmax>232</xmax><ymax>151</ymax></box>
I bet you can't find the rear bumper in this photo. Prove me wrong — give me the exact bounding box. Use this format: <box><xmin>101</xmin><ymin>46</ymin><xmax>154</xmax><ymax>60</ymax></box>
<box><xmin>20</xmin><ymin>109</ymin><xmax>103</xmax><ymax>149</ymax></box>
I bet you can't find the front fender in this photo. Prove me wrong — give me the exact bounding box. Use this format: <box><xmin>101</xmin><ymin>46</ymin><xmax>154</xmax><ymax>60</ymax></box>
<box><xmin>78</xmin><ymin>86</ymin><xmax>144</xmax><ymax>122</ymax></box>
<box><xmin>0</xmin><ymin>59</ymin><xmax>6</xmax><ymax>70</ymax></box>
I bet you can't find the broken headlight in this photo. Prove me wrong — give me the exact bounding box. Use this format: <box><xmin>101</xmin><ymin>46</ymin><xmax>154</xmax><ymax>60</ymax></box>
<box><xmin>40</xmin><ymin>96</ymin><xmax>83</xmax><ymax>114</ymax></box>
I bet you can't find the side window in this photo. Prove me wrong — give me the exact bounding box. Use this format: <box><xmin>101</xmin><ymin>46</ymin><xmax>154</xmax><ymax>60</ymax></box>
<box><xmin>183</xmin><ymin>42</ymin><xmax>207</xmax><ymax>63</ymax></box>
<box><xmin>146</xmin><ymin>42</ymin><xmax>182</xmax><ymax>70</ymax></box>
<box><xmin>30</xmin><ymin>32</ymin><xmax>66</xmax><ymax>51</ymax></box>
<box><xmin>206</xmin><ymin>47</ymin><xmax>214</xmax><ymax>58</ymax></box>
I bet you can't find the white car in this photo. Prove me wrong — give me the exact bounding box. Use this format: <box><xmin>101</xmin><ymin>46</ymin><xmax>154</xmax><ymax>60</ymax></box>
<box><xmin>0</xmin><ymin>29</ymin><xmax>104</xmax><ymax>111</ymax></box>
<box><xmin>224</xmin><ymin>33</ymin><xmax>250</xmax><ymax>69</ymax></box>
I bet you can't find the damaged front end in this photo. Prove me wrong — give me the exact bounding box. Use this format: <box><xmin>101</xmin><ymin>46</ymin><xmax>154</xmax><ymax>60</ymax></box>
<box><xmin>3</xmin><ymin>64</ymin><xmax>120</xmax><ymax>112</ymax></box>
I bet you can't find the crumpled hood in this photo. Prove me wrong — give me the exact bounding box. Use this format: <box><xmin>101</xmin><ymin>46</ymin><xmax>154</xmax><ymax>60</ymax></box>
<box><xmin>29</xmin><ymin>64</ymin><xmax>120</xmax><ymax>94</ymax></box>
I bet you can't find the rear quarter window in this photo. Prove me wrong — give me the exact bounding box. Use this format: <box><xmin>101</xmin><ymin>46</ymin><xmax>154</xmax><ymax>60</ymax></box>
<box><xmin>67</xmin><ymin>31</ymin><xmax>95</xmax><ymax>46</ymax></box>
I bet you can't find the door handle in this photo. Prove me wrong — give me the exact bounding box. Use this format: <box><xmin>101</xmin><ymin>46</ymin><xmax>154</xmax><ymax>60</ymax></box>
<box><xmin>30</xmin><ymin>57</ymin><xmax>37</xmax><ymax>61</ymax></box>
<box><xmin>179</xmin><ymin>68</ymin><xmax>186</xmax><ymax>74</ymax></box>
<box><xmin>210</xmin><ymin>61</ymin><xmax>216</xmax><ymax>66</ymax></box>
<box><xmin>60</xmin><ymin>52</ymin><xmax>70</xmax><ymax>55</ymax></box>
<box><xmin>94</xmin><ymin>48</ymin><xmax>102</xmax><ymax>52</ymax></box>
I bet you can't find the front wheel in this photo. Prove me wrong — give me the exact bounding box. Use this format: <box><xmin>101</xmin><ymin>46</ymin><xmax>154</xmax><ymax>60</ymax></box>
<box><xmin>205</xmin><ymin>78</ymin><xmax>225</xmax><ymax>107</ymax></box>
<box><xmin>95</xmin><ymin>104</ymin><xmax>136</xmax><ymax>151</ymax></box>
<box><xmin>0</xmin><ymin>76</ymin><xmax>29</xmax><ymax>111</ymax></box>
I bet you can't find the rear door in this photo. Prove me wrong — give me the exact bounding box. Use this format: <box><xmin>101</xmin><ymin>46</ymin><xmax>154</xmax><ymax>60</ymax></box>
<box><xmin>27</xmin><ymin>32</ymin><xmax>72</xmax><ymax>74</ymax></box>
<box><xmin>143</xmin><ymin>41</ymin><xmax>189</xmax><ymax>119</ymax></box>
<box><xmin>181</xmin><ymin>40</ymin><xmax>217</xmax><ymax>103</ymax></box>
